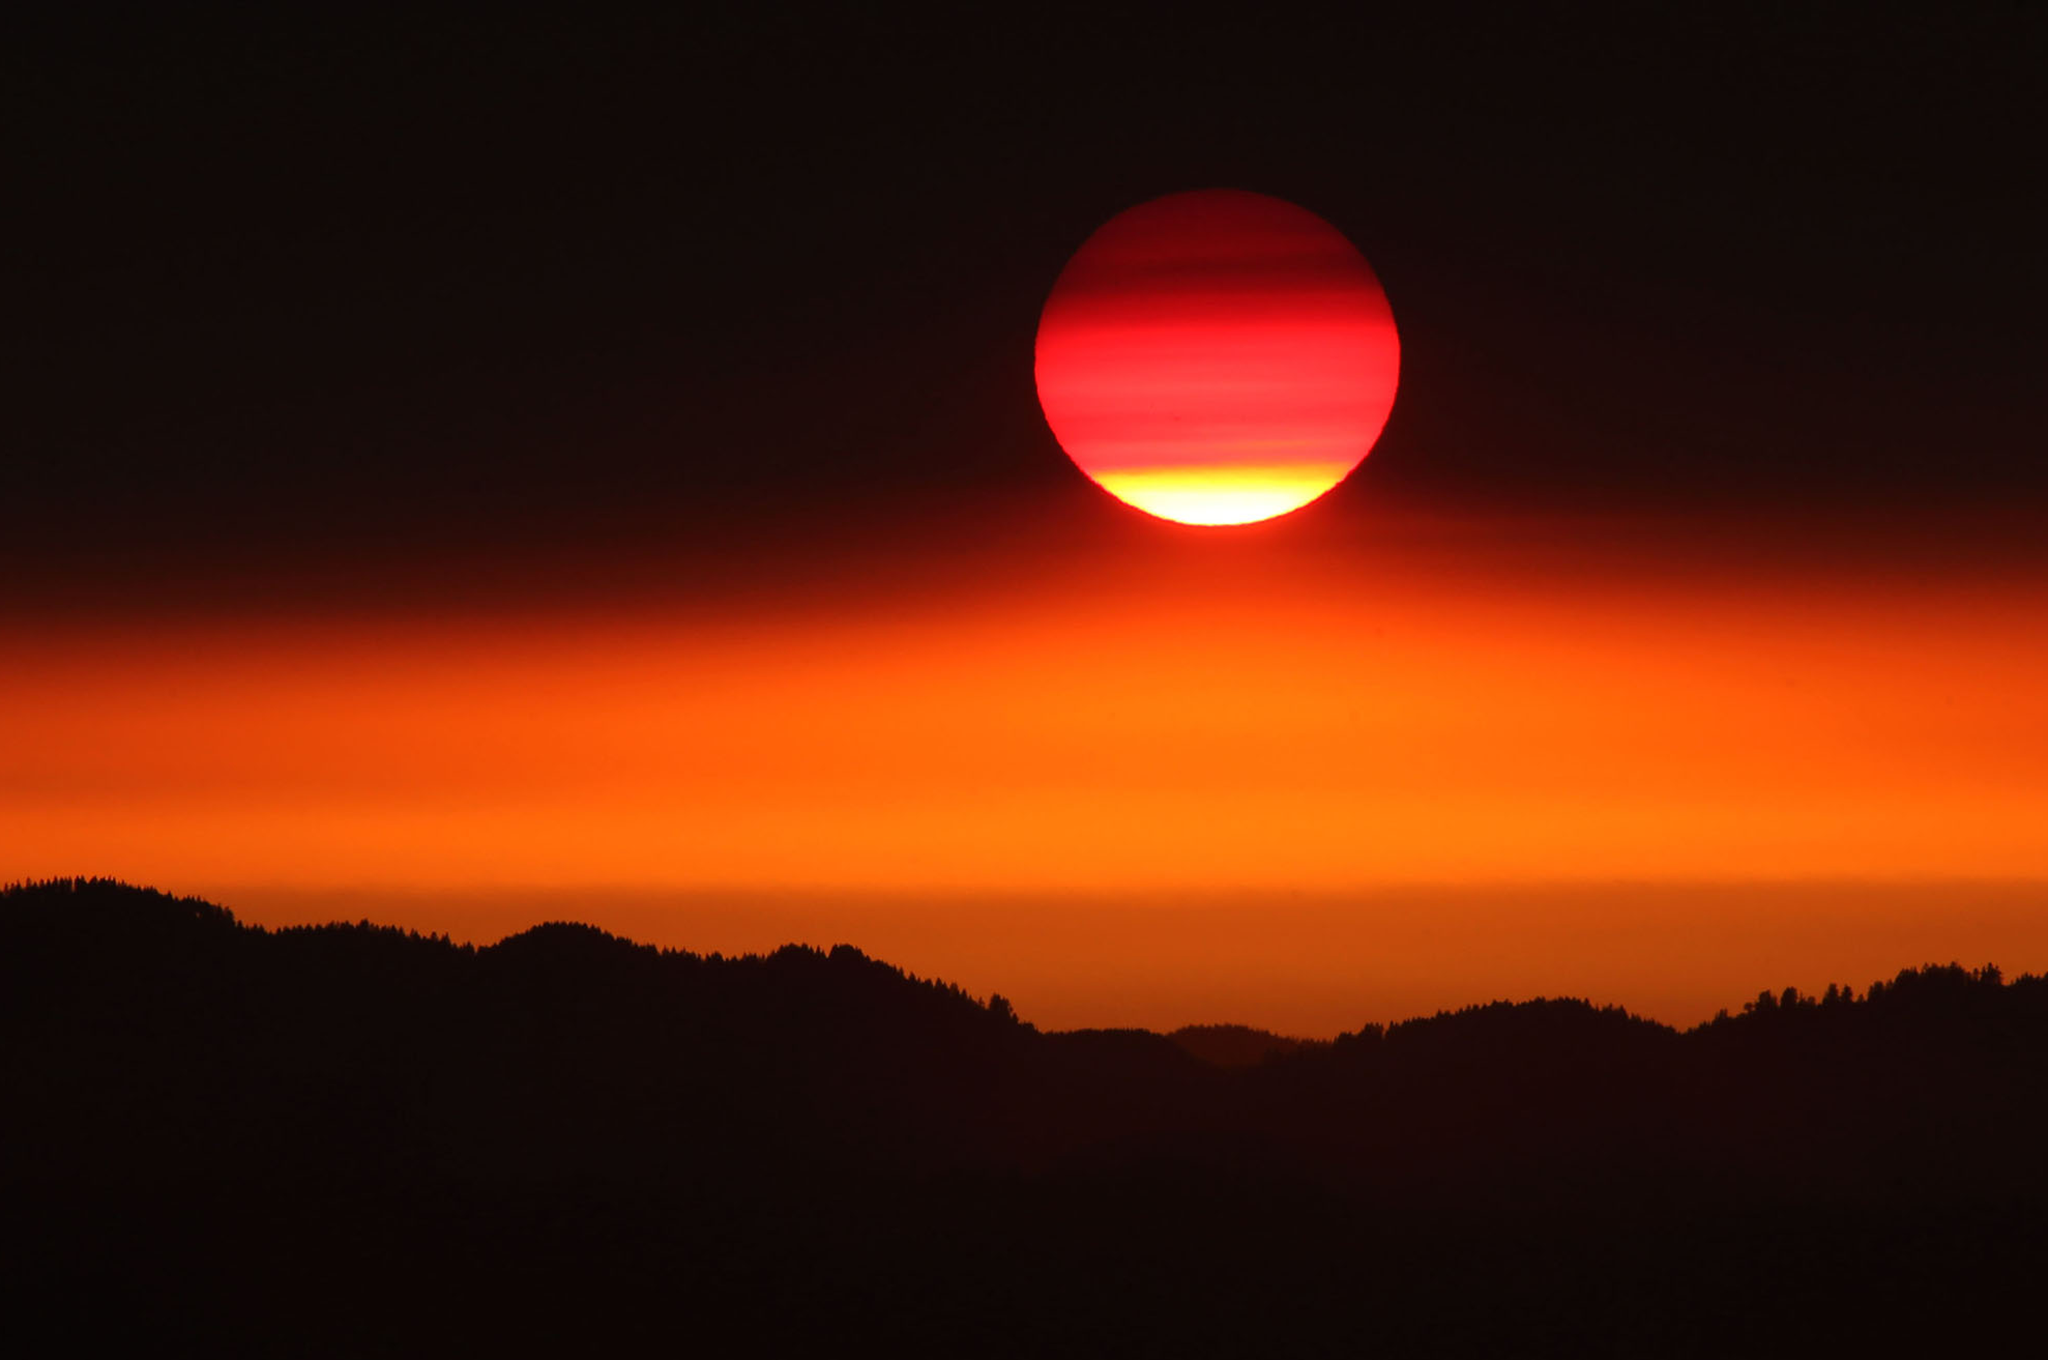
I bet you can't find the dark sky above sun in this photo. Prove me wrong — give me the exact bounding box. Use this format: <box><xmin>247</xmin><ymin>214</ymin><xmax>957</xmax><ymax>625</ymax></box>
<box><xmin>10</xmin><ymin>8</ymin><xmax>2044</xmax><ymax>611</ymax></box>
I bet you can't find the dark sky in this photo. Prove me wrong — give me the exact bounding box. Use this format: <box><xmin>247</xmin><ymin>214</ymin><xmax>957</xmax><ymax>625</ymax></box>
<box><xmin>11</xmin><ymin>9</ymin><xmax>2044</xmax><ymax>606</ymax></box>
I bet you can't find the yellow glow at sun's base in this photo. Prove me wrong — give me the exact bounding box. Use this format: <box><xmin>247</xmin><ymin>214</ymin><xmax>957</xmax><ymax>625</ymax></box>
<box><xmin>1091</xmin><ymin>463</ymin><xmax>1356</xmax><ymax>526</ymax></box>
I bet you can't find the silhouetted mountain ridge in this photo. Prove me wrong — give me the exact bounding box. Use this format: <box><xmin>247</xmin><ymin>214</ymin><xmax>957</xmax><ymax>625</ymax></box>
<box><xmin>7</xmin><ymin>878</ymin><xmax>2047</xmax><ymax>1355</ymax></box>
<box><xmin>1167</xmin><ymin>1023</ymin><xmax>1312</xmax><ymax>1067</ymax></box>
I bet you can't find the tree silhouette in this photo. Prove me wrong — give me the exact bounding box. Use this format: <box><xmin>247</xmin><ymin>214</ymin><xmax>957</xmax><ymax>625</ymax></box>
<box><xmin>5</xmin><ymin>876</ymin><xmax>2047</xmax><ymax>1355</ymax></box>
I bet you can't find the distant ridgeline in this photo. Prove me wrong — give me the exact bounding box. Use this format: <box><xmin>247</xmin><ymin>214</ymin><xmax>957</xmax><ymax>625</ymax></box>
<box><xmin>6</xmin><ymin>877</ymin><xmax>2047</xmax><ymax>1355</ymax></box>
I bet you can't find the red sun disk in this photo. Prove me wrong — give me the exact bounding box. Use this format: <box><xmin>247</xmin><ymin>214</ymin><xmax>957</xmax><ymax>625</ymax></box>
<box><xmin>1034</xmin><ymin>190</ymin><xmax>1401</xmax><ymax>526</ymax></box>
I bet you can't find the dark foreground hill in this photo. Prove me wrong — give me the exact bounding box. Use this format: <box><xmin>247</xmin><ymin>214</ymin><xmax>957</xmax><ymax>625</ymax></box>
<box><xmin>6</xmin><ymin>878</ymin><xmax>2047</xmax><ymax>1355</ymax></box>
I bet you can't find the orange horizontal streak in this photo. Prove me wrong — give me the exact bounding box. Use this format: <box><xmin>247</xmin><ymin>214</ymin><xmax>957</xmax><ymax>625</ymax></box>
<box><xmin>5</xmin><ymin>542</ymin><xmax>2044</xmax><ymax>892</ymax></box>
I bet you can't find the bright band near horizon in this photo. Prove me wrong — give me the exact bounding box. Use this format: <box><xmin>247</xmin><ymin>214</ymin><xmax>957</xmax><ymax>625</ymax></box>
<box><xmin>1034</xmin><ymin>189</ymin><xmax>1401</xmax><ymax>526</ymax></box>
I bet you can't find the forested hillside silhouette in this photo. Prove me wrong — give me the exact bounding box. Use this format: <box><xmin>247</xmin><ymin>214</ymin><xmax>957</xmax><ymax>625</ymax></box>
<box><xmin>7</xmin><ymin>878</ymin><xmax>2046</xmax><ymax>1356</ymax></box>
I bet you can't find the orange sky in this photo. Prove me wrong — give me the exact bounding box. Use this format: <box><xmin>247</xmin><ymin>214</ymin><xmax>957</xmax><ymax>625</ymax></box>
<box><xmin>7</xmin><ymin>503</ymin><xmax>2045</xmax><ymax>1032</ymax></box>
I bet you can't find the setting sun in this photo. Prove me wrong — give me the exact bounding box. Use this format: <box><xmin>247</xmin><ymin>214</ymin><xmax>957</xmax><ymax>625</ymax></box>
<box><xmin>1033</xmin><ymin>189</ymin><xmax>1400</xmax><ymax>526</ymax></box>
